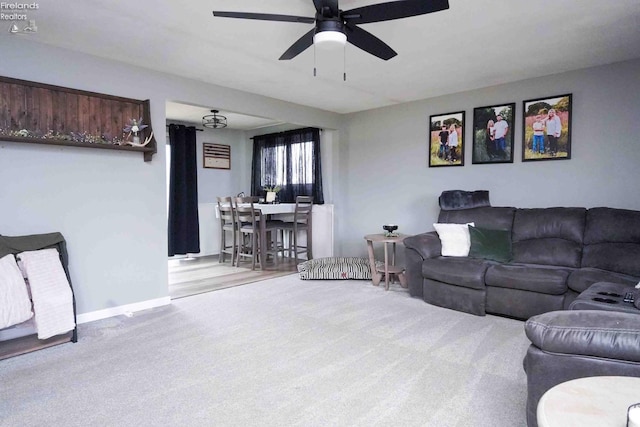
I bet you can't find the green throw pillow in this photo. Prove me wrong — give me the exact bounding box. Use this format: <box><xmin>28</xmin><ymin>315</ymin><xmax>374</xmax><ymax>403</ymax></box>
<box><xmin>468</xmin><ymin>226</ymin><xmax>512</xmax><ymax>263</ymax></box>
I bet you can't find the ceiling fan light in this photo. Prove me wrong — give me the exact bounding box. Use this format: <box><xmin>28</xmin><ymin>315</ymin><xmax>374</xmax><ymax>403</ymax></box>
<box><xmin>313</xmin><ymin>30</ymin><xmax>346</xmax><ymax>48</ymax></box>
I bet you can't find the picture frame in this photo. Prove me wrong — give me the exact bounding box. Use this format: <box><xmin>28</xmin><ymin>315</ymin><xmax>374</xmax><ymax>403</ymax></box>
<box><xmin>472</xmin><ymin>103</ymin><xmax>515</xmax><ymax>164</ymax></box>
<box><xmin>522</xmin><ymin>94</ymin><xmax>572</xmax><ymax>161</ymax></box>
<box><xmin>428</xmin><ymin>111</ymin><xmax>465</xmax><ymax>167</ymax></box>
<box><xmin>203</xmin><ymin>143</ymin><xmax>231</xmax><ymax>169</ymax></box>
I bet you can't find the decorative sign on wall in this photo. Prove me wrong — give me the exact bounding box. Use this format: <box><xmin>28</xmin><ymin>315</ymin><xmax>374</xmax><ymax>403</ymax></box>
<box><xmin>203</xmin><ymin>143</ymin><xmax>231</xmax><ymax>169</ymax></box>
<box><xmin>0</xmin><ymin>75</ymin><xmax>157</xmax><ymax>161</ymax></box>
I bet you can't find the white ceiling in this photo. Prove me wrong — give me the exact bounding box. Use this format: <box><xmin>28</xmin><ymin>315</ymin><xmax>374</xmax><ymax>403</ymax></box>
<box><xmin>17</xmin><ymin>0</ymin><xmax>640</xmax><ymax>115</ymax></box>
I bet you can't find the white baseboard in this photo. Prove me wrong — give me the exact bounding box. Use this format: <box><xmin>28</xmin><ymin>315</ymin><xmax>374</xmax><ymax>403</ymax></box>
<box><xmin>76</xmin><ymin>296</ymin><xmax>172</xmax><ymax>324</ymax></box>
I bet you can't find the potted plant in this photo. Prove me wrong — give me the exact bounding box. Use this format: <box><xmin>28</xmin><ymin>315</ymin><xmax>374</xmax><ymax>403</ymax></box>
<box><xmin>263</xmin><ymin>186</ymin><xmax>281</xmax><ymax>203</ymax></box>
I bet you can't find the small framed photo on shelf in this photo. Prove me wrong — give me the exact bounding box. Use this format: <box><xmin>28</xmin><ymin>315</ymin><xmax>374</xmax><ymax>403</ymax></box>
<box><xmin>472</xmin><ymin>103</ymin><xmax>515</xmax><ymax>164</ymax></box>
<box><xmin>522</xmin><ymin>94</ymin><xmax>572</xmax><ymax>161</ymax></box>
<box><xmin>428</xmin><ymin>111</ymin><xmax>465</xmax><ymax>167</ymax></box>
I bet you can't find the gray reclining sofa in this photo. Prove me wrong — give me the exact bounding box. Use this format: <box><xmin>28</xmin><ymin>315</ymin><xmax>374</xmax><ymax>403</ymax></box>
<box><xmin>404</xmin><ymin>191</ymin><xmax>640</xmax><ymax>427</ymax></box>
<box><xmin>403</xmin><ymin>190</ymin><xmax>640</xmax><ymax>319</ymax></box>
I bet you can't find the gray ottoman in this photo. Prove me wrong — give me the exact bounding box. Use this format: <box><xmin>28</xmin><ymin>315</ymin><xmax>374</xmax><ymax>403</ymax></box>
<box><xmin>569</xmin><ymin>282</ymin><xmax>639</xmax><ymax>314</ymax></box>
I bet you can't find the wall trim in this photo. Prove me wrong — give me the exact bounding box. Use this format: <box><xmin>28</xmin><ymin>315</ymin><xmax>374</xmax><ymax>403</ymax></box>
<box><xmin>76</xmin><ymin>296</ymin><xmax>172</xmax><ymax>324</ymax></box>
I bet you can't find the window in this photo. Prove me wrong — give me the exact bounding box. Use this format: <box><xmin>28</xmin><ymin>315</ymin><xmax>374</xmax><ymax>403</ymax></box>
<box><xmin>259</xmin><ymin>141</ymin><xmax>313</xmax><ymax>186</ymax></box>
<box><xmin>251</xmin><ymin>127</ymin><xmax>323</xmax><ymax>204</ymax></box>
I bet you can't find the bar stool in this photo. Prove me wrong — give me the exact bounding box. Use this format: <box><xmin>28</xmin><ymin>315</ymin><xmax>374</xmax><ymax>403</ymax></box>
<box><xmin>280</xmin><ymin>196</ymin><xmax>313</xmax><ymax>263</ymax></box>
<box><xmin>216</xmin><ymin>196</ymin><xmax>236</xmax><ymax>264</ymax></box>
<box><xmin>234</xmin><ymin>197</ymin><xmax>282</xmax><ymax>270</ymax></box>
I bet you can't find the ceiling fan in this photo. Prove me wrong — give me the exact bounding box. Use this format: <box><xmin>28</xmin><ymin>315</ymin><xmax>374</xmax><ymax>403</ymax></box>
<box><xmin>212</xmin><ymin>0</ymin><xmax>450</xmax><ymax>61</ymax></box>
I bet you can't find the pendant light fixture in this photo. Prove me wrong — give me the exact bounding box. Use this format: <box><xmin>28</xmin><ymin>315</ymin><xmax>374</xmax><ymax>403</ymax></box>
<box><xmin>202</xmin><ymin>110</ymin><xmax>228</xmax><ymax>129</ymax></box>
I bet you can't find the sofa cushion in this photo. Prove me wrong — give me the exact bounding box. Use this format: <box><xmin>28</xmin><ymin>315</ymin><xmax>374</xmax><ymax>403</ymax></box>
<box><xmin>582</xmin><ymin>208</ymin><xmax>640</xmax><ymax>277</ymax></box>
<box><xmin>422</xmin><ymin>257</ymin><xmax>490</xmax><ymax>290</ymax></box>
<box><xmin>511</xmin><ymin>208</ymin><xmax>586</xmax><ymax>268</ymax></box>
<box><xmin>582</xmin><ymin>244</ymin><xmax>640</xmax><ymax>278</ymax></box>
<box><xmin>584</xmin><ymin>207</ymin><xmax>640</xmax><ymax>244</ymax></box>
<box><xmin>438</xmin><ymin>206</ymin><xmax>516</xmax><ymax>231</ymax></box>
<box><xmin>468</xmin><ymin>226</ymin><xmax>512</xmax><ymax>262</ymax></box>
<box><xmin>485</xmin><ymin>264</ymin><xmax>571</xmax><ymax>295</ymax></box>
<box><xmin>567</xmin><ymin>267</ymin><xmax>640</xmax><ymax>294</ymax></box>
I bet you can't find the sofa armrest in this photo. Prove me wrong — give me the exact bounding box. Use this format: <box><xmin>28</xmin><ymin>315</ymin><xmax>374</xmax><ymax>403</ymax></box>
<box><xmin>403</xmin><ymin>231</ymin><xmax>441</xmax><ymax>260</ymax></box>
<box><xmin>525</xmin><ymin>310</ymin><xmax>640</xmax><ymax>362</ymax></box>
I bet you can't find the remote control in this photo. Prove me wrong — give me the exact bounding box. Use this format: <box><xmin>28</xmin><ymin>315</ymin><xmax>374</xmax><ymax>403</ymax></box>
<box><xmin>624</xmin><ymin>292</ymin><xmax>635</xmax><ymax>303</ymax></box>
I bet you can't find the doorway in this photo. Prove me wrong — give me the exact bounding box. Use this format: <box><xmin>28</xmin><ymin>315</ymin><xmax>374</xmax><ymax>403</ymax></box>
<box><xmin>165</xmin><ymin>103</ymin><xmax>299</xmax><ymax>299</ymax></box>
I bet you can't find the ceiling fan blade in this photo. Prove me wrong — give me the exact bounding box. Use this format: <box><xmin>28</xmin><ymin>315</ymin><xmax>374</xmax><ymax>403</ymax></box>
<box><xmin>213</xmin><ymin>11</ymin><xmax>315</xmax><ymax>24</ymax></box>
<box><xmin>279</xmin><ymin>29</ymin><xmax>315</xmax><ymax>60</ymax></box>
<box><xmin>312</xmin><ymin>0</ymin><xmax>323</xmax><ymax>13</ymax></box>
<box><xmin>343</xmin><ymin>0</ymin><xmax>449</xmax><ymax>25</ymax></box>
<box><xmin>345</xmin><ymin>25</ymin><xmax>397</xmax><ymax>60</ymax></box>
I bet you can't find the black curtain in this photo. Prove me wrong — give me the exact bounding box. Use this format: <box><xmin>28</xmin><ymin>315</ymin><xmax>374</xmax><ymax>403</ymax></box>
<box><xmin>250</xmin><ymin>127</ymin><xmax>324</xmax><ymax>204</ymax></box>
<box><xmin>168</xmin><ymin>124</ymin><xmax>200</xmax><ymax>256</ymax></box>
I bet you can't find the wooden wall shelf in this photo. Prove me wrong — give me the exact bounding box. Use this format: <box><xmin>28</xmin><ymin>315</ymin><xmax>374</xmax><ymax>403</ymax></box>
<box><xmin>0</xmin><ymin>134</ymin><xmax>156</xmax><ymax>161</ymax></box>
<box><xmin>0</xmin><ymin>76</ymin><xmax>157</xmax><ymax>162</ymax></box>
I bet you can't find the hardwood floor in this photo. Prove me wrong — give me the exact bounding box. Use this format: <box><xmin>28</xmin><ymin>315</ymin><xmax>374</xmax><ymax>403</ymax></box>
<box><xmin>168</xmin><ymin>255</ymin><xmax>299</xmax><ymax>299</ymax></box>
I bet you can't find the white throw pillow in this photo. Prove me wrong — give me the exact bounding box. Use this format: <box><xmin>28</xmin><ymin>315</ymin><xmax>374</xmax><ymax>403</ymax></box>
<box><xmin>433</xmin><ymin>222</ymin><xmax>475</xmax><ymax>257</ymax></box>
<box><xmin>0</xmin><ymin>253</ymin><xmax>34</xmax><ymax>329</ymax></box>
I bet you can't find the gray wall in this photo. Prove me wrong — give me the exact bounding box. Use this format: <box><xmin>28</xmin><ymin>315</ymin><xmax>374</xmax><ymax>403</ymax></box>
<box><xmin>0</xmin><ymin>38</ymin><xmax>341</xmax><ymax>315</ymax></box>
<box><xmin>339</xmin><ymin>59</ymin><xmax>640</xmax><ymax>257</ymax></box>
<box><xmin>2</xmin><ymin>35</ymin><xmax>638</xmax><ymax>315</ymax></box>
<box><xmin>196</xmin><ymin>128</ymin><xmax>249</xmax><ymax>204</ymax></box>
<box><xmin>166</xmin><ymin>122</ymin><xmax>249</xmax><ymax>204</ymax></box>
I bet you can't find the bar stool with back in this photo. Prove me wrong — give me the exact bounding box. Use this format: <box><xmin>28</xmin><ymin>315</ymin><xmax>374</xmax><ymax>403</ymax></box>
<box><xmin>234</xmin><ymin>196</ymin><xmax>283</xmax><ymax>270</ymax></box>
<box><xmin>216</xmin><ymin>196</ymin><xmax>237</xmax><ymax>264</ymax></box>
<box><xmin>281</xmin><ymin>196</ymin><xmax>313</xmax><ymax>263</ymax></box>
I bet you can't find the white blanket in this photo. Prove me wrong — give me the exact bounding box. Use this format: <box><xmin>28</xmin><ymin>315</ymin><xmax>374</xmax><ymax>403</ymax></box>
<box><xmin>17</xmin><ymin>249</ymin><xmax>75</xmax><ymax>339</ymax></box>
<box><xmin>0</xmin><ymin>254</ymin><xmax>33</xmax><ymax>329</ymax></box>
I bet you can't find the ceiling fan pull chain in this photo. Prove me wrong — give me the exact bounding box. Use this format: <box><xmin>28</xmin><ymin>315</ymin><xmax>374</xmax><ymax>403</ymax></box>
<box><xmin>314</xmin><ymin>43</ymin><xmax>317</xmax><ymax>77</ymax></box>
<box><xmin>343</xmin><ymin>44</ymin><xmax>347</xmax><ymax>82</ymax></box>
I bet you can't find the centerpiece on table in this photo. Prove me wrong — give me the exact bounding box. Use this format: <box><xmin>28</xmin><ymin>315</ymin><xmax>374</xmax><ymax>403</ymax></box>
<box><xmin>263</xmin><ymin>186</ymin><xmax>281</xmax><ymax>203</ymax></box>
<box><xmin>383</xmin><ymin>224</ymin><xmax>399</xmax><ymax>237</ymax></box>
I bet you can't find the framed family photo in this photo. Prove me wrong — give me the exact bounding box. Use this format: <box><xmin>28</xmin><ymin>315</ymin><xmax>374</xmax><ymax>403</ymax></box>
<box><xmin>428</xmin><ymin>111</ymin><xmax>465</xmax><ymax>167</ymax></box>
<box><xmin>522</xmin><ymin>94</ymin><xmax>572</xmax><ymax>161</ymax></box>
<box><xmin>472</xmin><ymin>103</ymin><xmax>515</xmax><ymax>164</ymax></box>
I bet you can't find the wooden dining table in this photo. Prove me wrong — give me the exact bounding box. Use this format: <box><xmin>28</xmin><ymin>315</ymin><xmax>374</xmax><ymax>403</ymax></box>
<box><xmin>215</xmin><ymin>203</ymin><xmax>296</xmax><ymax>218</ymax></box>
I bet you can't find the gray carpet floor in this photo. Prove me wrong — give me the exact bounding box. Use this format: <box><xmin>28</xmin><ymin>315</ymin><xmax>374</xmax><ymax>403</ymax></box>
<box><xmin>0</xmin><ymin>275</ymin><xmax>530</xmax><ymax>427</ymax></box>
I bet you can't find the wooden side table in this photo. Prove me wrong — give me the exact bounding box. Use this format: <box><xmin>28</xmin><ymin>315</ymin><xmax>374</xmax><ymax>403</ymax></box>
<box><xmin>364</xmin><ymin>233</ymin><xmax>408</xmax><ymax>291</ymax></box>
